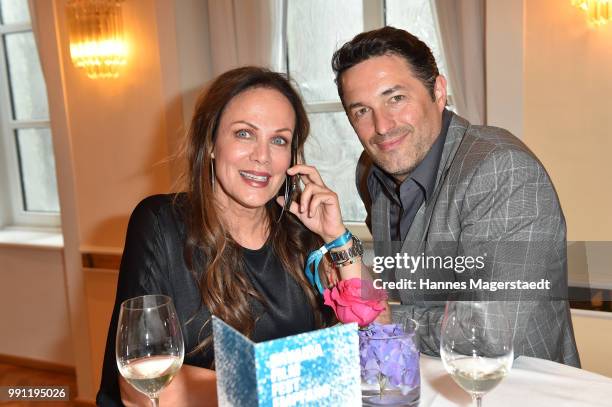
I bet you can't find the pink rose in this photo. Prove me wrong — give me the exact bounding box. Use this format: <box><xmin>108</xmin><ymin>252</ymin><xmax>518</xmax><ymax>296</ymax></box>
<box><xmin>323</xmin><ymin>278</ymin><xmax>387</xmax><ymax>327</ymax></box>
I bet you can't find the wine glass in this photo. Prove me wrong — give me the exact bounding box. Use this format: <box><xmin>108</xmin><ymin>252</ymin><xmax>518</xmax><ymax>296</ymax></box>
<box><xmin>116</xmin><ymin>295</ymin><xmax>184</xmax><ymax>407</ymax></box>
<box><xmin>440</xmin><ymin>301</ymin><xmax>514</xmax><ymax>407</ymax></box>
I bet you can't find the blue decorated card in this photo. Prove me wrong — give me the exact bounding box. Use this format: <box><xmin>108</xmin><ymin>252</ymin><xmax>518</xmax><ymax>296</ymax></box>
<box><xmin>212</xmin><ymin>316</ymin><xmax>361</xmax><ymax>406</ymax></box>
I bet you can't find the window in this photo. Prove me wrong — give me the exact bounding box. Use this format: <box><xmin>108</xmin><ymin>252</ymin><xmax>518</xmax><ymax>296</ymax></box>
<box><xmin>286</xmin><ymin>0</ymin><xmax>451</xmax><ymax>231</ymax></box>
<box><xmin>0</xmin><ymin>0</ymin><xmax>60</xmax><ymax>227</ymax></box>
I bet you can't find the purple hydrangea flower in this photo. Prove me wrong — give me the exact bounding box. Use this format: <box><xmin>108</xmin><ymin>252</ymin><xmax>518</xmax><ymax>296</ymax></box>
<box><xmin>359</xmin><ymin>322</ymin><xmax>420</xmax><ymax>393</ymax></box>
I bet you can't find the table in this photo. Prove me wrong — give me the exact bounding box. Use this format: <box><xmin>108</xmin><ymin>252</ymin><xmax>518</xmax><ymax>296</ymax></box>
<box><xmin>419</xmin><ymin>355</ymin><xmax>612</xmax><ymax>406</ymax></box>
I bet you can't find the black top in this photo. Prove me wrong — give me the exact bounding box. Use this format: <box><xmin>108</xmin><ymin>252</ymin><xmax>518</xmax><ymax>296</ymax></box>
<box><xmin>96</xmin><ymin>194</ymin><xmax>317</xmax><ymax>407</ymax></box>
<box><xmin>369</xmin><ymin>109</ymin><xmax>452</xmax><ymax>240</ymax></box>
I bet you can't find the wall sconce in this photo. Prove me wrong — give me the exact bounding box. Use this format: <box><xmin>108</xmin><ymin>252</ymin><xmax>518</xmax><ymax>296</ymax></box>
<box><xmin>572</xmin><ymin>0</ymin><xmax>612</xmax><ymax>26</ymax></box>
<box><xmin>66</xmin><ymin>0</ymin><xmax>128</xmax><ymax>79</ymax></box>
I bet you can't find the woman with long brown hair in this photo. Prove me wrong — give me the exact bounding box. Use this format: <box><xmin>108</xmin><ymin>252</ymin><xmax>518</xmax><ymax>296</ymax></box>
<box><xmin>97</xmin><ymin>67</ymin><xmax>365</xmax><ymax>406</ymax></box>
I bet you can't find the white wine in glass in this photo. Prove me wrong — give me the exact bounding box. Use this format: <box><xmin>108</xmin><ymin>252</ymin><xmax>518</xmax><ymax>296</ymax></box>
<box><xmin>440</xmin><ymin>301</ymin><xmax>513</xmax><ymax>407</ymax></box>
<box><xmin>116</xmin><ymin>295</ymin><xmax>184</xmax><ymax>407</ymax></box>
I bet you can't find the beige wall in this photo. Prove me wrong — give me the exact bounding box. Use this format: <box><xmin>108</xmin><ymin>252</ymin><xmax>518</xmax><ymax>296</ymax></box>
<box><xmin>25</xmin><ymin>0</ymin><xmax>192</xmax><ymax>401</ymax></box>
<box><xmin>571</xmin><ymin>310</ymin><xmax>612</xmax><ymax>377</ymax></box>
<box><xmin>4</xmin><ymin>0</ymin><xmax>610</xmax><ymax>402</ymax></box>
<box><xmin>57</xmin><ymin>0</ymin><xmax>178</xmax><ymax>249</ymax></box>
<box><xmin>483</xmin><ymin>0</ymin><xmax>612</xmax><ymax>377</ymax></box>
<box><xmin>486</xmin><ymin>0</ymin><xmax>524</xmax><ymax>139</ymax></box>
<box><xmin>524</xmin><ymin>0</ymin><xmax>612</xmax><ymax>241</ymax></box>
<box><xmin>0</xmin><ymin>245</ymin><xmax>72</xmax><ymax>365</ymax></box>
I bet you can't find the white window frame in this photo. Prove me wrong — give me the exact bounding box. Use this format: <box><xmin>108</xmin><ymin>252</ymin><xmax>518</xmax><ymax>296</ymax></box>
<box><xmin>284</xmin><ymin>0</ymin><xmax>385</xmax><ymax>240</ymax></box>
<box><xmin>0</xmin><ymin>19</ymin><xmax>60</xmax><ymax>228</ymax></box>
<box><xmin>296</xmin><ymin>0</ymin><xmax>384</xmax><ymax>115</ymax></box>
<box><xmin>285</xmin><ymin>0</ymin><xmax>451</xmax><ymax>240</ymax></box>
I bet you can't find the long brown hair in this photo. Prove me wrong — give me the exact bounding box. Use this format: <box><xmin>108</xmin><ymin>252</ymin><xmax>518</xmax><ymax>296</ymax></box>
<box><xmin>179</xmin><ymin>67</ymin><xmax>327</xmax><ymax>356</ymax></box>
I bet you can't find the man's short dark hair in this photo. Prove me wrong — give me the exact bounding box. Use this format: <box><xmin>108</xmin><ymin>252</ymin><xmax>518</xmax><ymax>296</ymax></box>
<box><xmin>331</xmin><ymin>26</ymin><xmax>440</xmax><ymax>103</ymax></box>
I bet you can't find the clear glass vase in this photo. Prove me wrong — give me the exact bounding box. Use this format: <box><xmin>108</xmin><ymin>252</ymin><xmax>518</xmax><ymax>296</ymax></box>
<box><xmin>360</xmin><ymin>316</ymin><xmax>420</xmax><ymax>406</ymax></box>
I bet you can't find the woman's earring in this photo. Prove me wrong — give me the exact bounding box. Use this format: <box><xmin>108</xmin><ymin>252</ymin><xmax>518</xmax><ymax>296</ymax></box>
<box><xmin>210</xmin><ymin>157</ymin><xmax>215</xmax><ymax>191</ymax></box>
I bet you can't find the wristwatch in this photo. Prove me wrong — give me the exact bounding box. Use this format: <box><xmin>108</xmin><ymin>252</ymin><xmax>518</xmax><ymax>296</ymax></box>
<box><xmin>329</xmin><ymin>235</ymin><xmax>364</xmax><ymax>265</ymax></box>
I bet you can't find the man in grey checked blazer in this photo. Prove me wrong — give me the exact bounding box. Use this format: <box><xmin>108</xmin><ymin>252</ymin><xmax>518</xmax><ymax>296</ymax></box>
<box><xmin>332</xmin><ymin>27</ymin><xmax>579</xmax><ymax>367</ymax></box>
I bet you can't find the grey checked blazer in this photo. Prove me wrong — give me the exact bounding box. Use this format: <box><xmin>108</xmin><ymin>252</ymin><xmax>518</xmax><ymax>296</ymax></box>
<box><xmin>356</xmin><ymin>113</ymin><xmax>580</xmax><ymax>367</ymax></box>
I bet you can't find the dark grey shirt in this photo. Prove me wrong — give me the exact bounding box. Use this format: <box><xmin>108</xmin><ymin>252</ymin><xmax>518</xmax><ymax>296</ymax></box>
<box><xmin>368</xmin><ymin>109</ymin><xmax>452</xmax><ymax>241</ymax></box>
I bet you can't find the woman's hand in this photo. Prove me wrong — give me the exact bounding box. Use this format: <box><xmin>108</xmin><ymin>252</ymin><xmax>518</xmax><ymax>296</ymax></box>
<box><xmin>276</xmin><ymin>164</ymin><xmax>345</xmax><ymax>243</ymax></box>
<box><xmin>276</xmin><ymin>164</ymin><xmax>363</xmax><ymax>282</ymax></box>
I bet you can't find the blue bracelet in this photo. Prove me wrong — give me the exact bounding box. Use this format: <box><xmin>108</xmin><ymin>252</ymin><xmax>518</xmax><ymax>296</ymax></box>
<box><xmin>305</xmin><ymin>229</ymin><xmax>352</xmax><ymax>295</ymax></box>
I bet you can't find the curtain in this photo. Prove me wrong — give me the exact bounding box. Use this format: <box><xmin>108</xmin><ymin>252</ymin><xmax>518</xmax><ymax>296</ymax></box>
<box><xmin>432</xmin><ymin>0</ymin><xmax>486</xmax><ymax>125</ymax></box>
<box><xmin>207</xmin><ymin>0</ymin><xmax>286</xmax><ymax>76</ymax></box>
<box><xmin>27</xmin><ymin>0</ymin><xmax>42</xmax><ymax>54</ymax></box>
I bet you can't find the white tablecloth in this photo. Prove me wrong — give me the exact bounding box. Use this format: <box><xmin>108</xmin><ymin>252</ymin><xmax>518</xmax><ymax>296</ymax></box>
<box><xmin>420</xmin><ymin>355</ymin><xmax>612</xmax><ymax>406</ymax></box>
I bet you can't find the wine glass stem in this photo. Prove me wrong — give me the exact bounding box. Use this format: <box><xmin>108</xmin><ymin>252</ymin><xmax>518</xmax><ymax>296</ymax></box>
<box><xmin>472</xmin><ymin>395</ymin><xmax>483</xmax><ymax>407</ymax></box>
<box><xmin>150</xmin><ymin>397</ymin><xmax>159</xmax><ymax>407</ymax></box>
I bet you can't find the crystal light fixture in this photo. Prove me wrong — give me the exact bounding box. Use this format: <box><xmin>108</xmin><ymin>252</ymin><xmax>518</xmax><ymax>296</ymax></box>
<box><xmin>66</xmin><ymin>0</ymin><xmax>128</xmax><ymax>79</ymax></box>
<box><xmin>572</xmin><ymin>0</ymin><xmax>612</xmax><ymax>26</ymax></box>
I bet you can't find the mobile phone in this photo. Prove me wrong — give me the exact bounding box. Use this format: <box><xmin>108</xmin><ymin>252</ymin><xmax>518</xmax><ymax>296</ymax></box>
<box><xmin>278</xmin><ymin>135</ymin><xmax>300</xmax><ymax>220</ymax></box>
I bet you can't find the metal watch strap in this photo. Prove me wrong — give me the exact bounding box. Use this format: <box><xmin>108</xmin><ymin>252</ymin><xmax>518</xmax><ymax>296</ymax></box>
<box><xmin>329</xmin><ymin>235</ymin><xmax>364</xmax><ymax>264</ymax></box>
<box><xmin>334</xmin><ymin>256</ymin><xmax>362</xmax><ymax>268</ymax></box>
